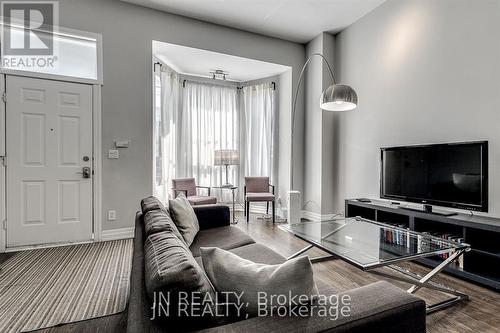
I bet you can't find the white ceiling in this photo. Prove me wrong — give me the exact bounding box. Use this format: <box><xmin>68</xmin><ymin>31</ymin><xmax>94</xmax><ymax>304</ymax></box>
<box><xmin>124</xmin><ymin>0</ymin><xmax>386</xmax><ymax>43</ymax></box>
<box><xmin>153</xmin><ymin>41</ymin><xmax>291</xmax><ymax>82</ymax></box>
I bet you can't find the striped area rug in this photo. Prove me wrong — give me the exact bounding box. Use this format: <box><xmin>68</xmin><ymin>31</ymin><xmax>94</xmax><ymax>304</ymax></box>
<box><xmin>0</xmin><ymin>239</ymin><xmax>132</xmax><ymax>333</ymax></box>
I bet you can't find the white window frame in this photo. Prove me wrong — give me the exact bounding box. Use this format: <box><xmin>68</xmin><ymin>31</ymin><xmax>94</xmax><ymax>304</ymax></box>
<box><xmin>0</xmin><ymin>26</ymin><xmax>103</xmax><ymax>85</ymax></box>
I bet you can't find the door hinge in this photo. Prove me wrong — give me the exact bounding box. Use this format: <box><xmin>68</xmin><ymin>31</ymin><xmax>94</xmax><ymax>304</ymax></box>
<box><xmin>2</xmin><ymin>92</ymin><xmax>6</xmax><ymax>103</ymax></box>
<box><xmin>0</xmin><ymin>156</ymin><xmax>5</xmax><ymax>166</ymax></box>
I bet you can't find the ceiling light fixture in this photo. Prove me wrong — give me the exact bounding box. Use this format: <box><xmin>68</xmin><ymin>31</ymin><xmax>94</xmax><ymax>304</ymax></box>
<box><xmin>210</xmin><ymin>69</ymin><xmax>229</xmax><ymax>81</ymax></box>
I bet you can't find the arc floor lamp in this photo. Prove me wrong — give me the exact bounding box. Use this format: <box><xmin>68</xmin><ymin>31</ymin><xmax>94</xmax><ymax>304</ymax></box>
<box><xmin>288</xmin><ymin>53</ymin><xmax>358</xmax><ymax>224</ymax></box>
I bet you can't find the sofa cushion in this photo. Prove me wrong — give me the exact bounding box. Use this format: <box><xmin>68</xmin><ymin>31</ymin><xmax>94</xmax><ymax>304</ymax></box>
<box><xmin>141</xmin><ymin>196</ymin><xmax>167</xmax><ymax>214</ymax></box>
<box><xmin>193</xmin><ymin>205</ymin><xmax>230</xmax><ymax>230</ymax></box>
<box><xmin>144</xmin><ymin>231</ymin><xmax>217</xmax><ymax>329</ymax></box>
<box><xmin>194</xmin><ymin>243</ymin><xmax>285</xmax><ymax>268</ymax></box>
<box><xmin>189</xmin><ymin>226</ymin><xmax>255</xmax><ymax>257</ymax></box>
<box><xmin>169</xmin><ymin>194</ymin><xmax>200</xmax><ymax>246</ymax></box>
<box><xmin>197</xmin><ymin>281</ymin><xmax>426</xmax><ymax>333</ymax></box>
<box><xmin>201</xmin><ymin>247</ymin><xmax>319</xmax><ymax>317</ymax></box>
<box><xmin>228</xmin><ymin>243</ymin><xmax>285</xmax><ymax>265</ymax></box>
<box><xmin>143</xmin><ymin>209</ymin><xmax>183</xmax><ymax>240</ymax></box>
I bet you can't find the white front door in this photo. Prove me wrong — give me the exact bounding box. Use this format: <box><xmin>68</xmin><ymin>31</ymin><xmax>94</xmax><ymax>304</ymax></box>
<box><xmin>6</xmin><ymin>76</ymin><xmax>93</xmax><ymax>247</ymax></box>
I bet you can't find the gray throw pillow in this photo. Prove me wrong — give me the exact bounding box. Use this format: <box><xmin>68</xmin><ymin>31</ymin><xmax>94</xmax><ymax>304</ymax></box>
<box><xmin>200</xmin><ymin>247</ymin><xmax>319</xmax><ymax>317</ymax></box>
<box><xmin>169</xmin><ymin>194</ymin><xmax>200</xmax><ymax>246</ymax></box>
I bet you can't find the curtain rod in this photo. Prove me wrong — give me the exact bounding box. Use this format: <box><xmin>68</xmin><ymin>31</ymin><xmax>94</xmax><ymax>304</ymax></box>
<box><xmin>180</xmin><ymin>80</ymin><xmax>275</xmax><ymax>90</ymax></box>
<box><xmin>182</xmin><ymin>78</ymin><xmax>241</xmax><ymax>89</ymax></box>
<box><xmin>237</xmin><ymin>81</ymin><xmax>276</xmax><ymax>90</ymax></box>
<box><xmin>153</xmin><ymin>61</ymin><xmax>162</xmax><ymax>72</ymax></box>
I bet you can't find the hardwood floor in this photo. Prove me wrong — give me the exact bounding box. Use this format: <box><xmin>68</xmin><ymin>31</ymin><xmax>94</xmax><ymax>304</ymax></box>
<box><xmin>1</xmin><ymin>211</ymin><xmax>499</xmax><ymax>332</ymax></box>
<box><xmin>235</xmin><ymin>212</ymin><xmax>500</xmax><ymax>333</ymax></box>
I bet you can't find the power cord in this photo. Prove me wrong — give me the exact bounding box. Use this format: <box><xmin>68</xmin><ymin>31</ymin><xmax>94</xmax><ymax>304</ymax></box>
<box><xmin>257</xmin><ymin>214</ymin><xmax>287</xmax><ymax>223</ymax></box>
<box><xmin>321</xmin><ymin>212</ymin><xmax>345</xmax><ymax>221</ymax></box>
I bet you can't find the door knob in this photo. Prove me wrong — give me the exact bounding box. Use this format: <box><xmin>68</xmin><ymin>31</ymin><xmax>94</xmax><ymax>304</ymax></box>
<box><xmin>77</xmin><ymin>167</ymin><xmax>91</xmax><ymax>179</ymax></box>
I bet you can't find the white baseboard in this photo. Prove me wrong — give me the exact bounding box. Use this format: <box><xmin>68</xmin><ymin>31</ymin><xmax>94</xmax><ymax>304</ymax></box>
<box><xmin>302</xmin><ymin>210</ymin><xmax>322</xmax><ymax>221</ymax></box>
<box><xmin>302</xmin><ymin>210</ymin><xmax>342</xmax><ymax>221</ymax></box>
<box><xmin>249</xmin><ymin>204</ymin><xmax>270</xmax><ymax>214</ymax></box>
<box><xmin>247</xmin><ymin>204</ymin><xmax>286</xmax><ymax>218</ymax></box>
<box><xmin>101</xmin><ymin>227</ymin><xmax>135</xmax><ymax>241</ymax></box>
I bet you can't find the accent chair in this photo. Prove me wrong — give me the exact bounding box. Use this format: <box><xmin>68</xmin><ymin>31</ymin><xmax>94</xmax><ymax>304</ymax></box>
<box><xmin>244</xmin><ymin>176</ymin><xmax>275</xmax><ymax>224</ymax></box>
<box><xmin>172</xmin><ymin>178</ymin><xmax>217</xmax><ymax>205</ymax></box>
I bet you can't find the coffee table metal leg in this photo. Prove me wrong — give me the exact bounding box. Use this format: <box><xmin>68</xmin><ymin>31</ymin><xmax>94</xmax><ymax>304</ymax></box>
<box><xmin>287</xmin><ymin>245</ymin><xmax>314</xmax><ymax>260</ymax></box>
<box><xmin>309</xmin><ymin>255</ymin><xmax>337</xmax><ymax>263</ymax></box>
<box><xmin>320</xmin><ymin>223</ymin><xmax>347</xmax><ymax>240</ymax></box>
<box><xmin>407</xmin><ymin>248</ymin><xmax>465</xmax><ymax>294</ymax></box>
<box><xmin>286</xmin><ymin>244</ymin><xmax>336</xmax><ymax>262</ymax></box>
<box><xmin>369</xmin><ymin>248</ymin><xmax>469</xmax><ymax>314</ymax></box>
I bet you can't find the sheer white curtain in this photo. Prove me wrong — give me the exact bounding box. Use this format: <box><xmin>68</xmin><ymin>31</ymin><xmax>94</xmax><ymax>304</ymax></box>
<box><xmin>154</xmin><ymin>68</ymin><xmax>180</xmax><ymax>203</ymax></box>
<box><xmin>154</xmin><ymin>73</ymin><xmax>276</xmax><ymax>204</ymax></box>
<box><xmin>178</xmin><ymin>81</ymin><xmax>239</xmax><ymax>201</ymax></box>
<box><xmin>241</xmin><ymin>83</ymin><xmax>277</xmax><ymax>190</ymax></box>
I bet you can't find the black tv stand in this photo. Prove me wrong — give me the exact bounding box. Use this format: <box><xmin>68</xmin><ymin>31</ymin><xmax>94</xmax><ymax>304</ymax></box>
<box><xmin>345</xmin><ymin>199</ymin><xmax>500</xmax><ymax>291</ymax></box>
<box><xmin>398</xmin><ymin>204</ymin><xmax>458</xmax><ymax>217</ymax></box>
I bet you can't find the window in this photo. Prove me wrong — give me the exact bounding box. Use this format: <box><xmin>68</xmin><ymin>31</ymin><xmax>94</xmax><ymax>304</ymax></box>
<box><xmin>1</xmin><ymin>24</ymin><xmax>102</xmax><ymax>82</ymax></box>
<box><xmin>154</xmin><ymin>73</ymin><xmax>163</xmax><ymax>186</ymax></box>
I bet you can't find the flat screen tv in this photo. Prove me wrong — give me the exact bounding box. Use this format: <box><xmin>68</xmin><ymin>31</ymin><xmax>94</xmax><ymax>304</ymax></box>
<box><xmin>380</xmin><ymin>141</ymin><xmax>488</xmax><ymax>212</ymax></box>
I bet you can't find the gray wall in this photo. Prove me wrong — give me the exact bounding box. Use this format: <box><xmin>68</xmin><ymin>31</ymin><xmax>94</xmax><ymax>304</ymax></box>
<box><xmin>334</xmin><ymin>0</ymin><xmax>500</xmax><ymax>217</ymax></box>
<box><xmin>58</xmin><ymin>0</ymin><xmax>305</xmax><ymax>230</ymax></box>
<box><xmin>303</xmin><ymin>33</ymin><xmax>339</xmax><ymax>215</ymax></box>
<box><xmin>303</xmin><ymin>34</ymin><xmax>324</xmax><ymax>214</ymax></box>
<box><xmin>277</xmin><ymin>70</ymin><xmax>293</xmax><ymax>214</ymax></box>
<box><xmin>320</xmin><ymin>33</ymin><xmax>338</xmax><ymax>215</ymax></box>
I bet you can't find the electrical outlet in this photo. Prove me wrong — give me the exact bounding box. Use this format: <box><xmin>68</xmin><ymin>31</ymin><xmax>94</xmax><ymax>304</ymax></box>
<box><xmin>108</xmin><ymin>210</ymin><xmax>116</xmax><ymax>221</ymax></box>
<box><xmin>108</xmin><ymin>149</ymin><xmax>119</xmax><ymax>159</ymax></box>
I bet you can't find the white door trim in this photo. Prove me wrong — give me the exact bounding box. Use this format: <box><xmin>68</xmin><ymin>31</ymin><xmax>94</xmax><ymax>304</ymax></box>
<box><xmin>0</xmin><ymin>77</ymin><xmax>103</xmax><ymax>252</ymax></box>
<box><xmin>0</xmin><ymin>69</ymin><xmax>100</xmax><ymax>86</ymax></box>
<box><xmin>92</xmin><ymin>84</ymin><xmax>103</xmax><ymax>242</ymax></box>
<box><xmin>0</xmin><ymin>73</ymin><xmax>5</xmax><ymax>253</ymax></box>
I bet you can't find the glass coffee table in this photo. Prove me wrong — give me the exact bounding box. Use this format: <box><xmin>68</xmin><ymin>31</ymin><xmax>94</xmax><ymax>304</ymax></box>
<box><xmin>280</xmin><ymin>217</ymin><xmax>471</xmax><ymax>314</ymax></box>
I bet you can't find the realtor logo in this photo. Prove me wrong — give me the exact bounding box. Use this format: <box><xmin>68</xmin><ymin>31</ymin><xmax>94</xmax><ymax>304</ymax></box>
<box><xmin>1</xmin><ymin>1</ymin><xmax>58</xmax><ymax>68</ymax></box>
<box><xmin>1</xmin><ymin>1</ymin><xmax>57</xmax><ymax>55</ymax></box>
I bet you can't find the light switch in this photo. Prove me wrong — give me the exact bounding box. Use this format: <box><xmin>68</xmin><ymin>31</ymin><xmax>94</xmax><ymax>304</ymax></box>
<box><xmin>108</xmin><ymin>149</ymin><xmax>119</xmax><ymax>159</ymax></box>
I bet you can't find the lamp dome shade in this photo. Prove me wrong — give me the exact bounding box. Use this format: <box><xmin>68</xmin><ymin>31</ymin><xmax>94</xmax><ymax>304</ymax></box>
<box><xmin>320</xmin><ymin>84</ymin><xmax>358</xmax><ymax>111</ymax></box>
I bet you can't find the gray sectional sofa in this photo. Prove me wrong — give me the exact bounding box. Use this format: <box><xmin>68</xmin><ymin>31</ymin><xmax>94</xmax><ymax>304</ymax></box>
<box><xmin>127</xmin><ymin>197</ymin><xmax>427</xmax><ymax>332</ymax></box>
